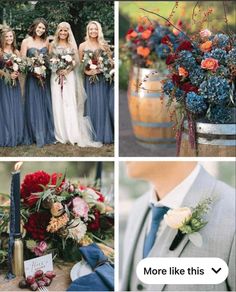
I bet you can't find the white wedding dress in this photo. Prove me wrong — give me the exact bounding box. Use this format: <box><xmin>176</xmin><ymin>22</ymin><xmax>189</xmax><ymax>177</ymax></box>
<box><xmin>50</xmin><ymin>47</ymin><xmax>102</xmax><ymax>147</ymax></box>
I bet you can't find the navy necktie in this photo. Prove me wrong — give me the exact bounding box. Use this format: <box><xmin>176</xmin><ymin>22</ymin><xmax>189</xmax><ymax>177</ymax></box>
<box><xmin>143</xmin><ymin>205</ymin><xmax>169</xmax><ymax>258</ymax></box>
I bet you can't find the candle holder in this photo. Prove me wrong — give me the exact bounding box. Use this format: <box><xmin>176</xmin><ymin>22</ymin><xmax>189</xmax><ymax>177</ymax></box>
<box><xmin>13</xmin><ymin>235</ymin><xmax>24</xmax><ymax>276</ymax></box>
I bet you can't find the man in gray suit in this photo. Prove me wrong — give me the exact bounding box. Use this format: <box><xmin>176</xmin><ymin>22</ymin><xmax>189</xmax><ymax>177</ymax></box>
<box><xmin>121</xmin><ymin>162</ymin><xmax>235</xmax><ymax>291</ymax></box>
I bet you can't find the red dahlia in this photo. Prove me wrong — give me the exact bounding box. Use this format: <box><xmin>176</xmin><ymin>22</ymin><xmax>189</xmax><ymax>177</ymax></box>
<box><xmin>88</xmin><ymin>209</ymin><xmax>100</xmax><ymax>231</ymax></box>
<box><xmin>181</xmin><ymin>82</ymin><xmax>198</xmax><ymax>93</ymax></box>
<box><xmin>24</xmin><ymin>212</ymin><xmax>51</xmax><ymax>241</ymax></box>
<box><xmin>176</xmin><ymin>40</ymin><xmax>193</xmax><ymax>52</ymax></box>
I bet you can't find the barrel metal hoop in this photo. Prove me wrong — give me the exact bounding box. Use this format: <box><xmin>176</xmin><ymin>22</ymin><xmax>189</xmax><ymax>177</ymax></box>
<box><xmin>132</xmin><ymin>121</ymin><xmax>174</xmax><ymax>128</ymax></box>
<box><xmin>136</xmin><ymin>136</ymin><xmax>176</xmax><ymax>143</ymax></box>
<box><xmin>182</xmin><ymin>133</ymin><xmax>236</xmax><ymax>146</ymax></box>
<box><xmin>184</xmin><ymin>121</ymin><xmax>236</xmax><ymax>135</ymax></box>
<box><xmin>130</xmin><ymin>90</ymin><xmax>162</xmax><ymax>99</ymax></box>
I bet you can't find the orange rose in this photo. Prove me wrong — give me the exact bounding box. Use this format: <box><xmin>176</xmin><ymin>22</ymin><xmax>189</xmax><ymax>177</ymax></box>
<box><xmin>141</xmin><ymin>29</ymin><xmax>152</xmax><ymax>40</ymax></box>
<box><xmin>126</xmin><ymin>31</ymin><xmax>138</xmax><ymax>41</ymax></box>
<box><xmin>178</xmin><ymin>67</ymin><xmax>188</xmax><ymax>77</ymax></box>
<box><xmin>200</xmin><ymin>41</ymin><xmax>212</xmax><ymax>52</ymax></box>
<box><xmin>137</xmin><ymin>46</ymin><xmax>150</xmax><ymax>58</ymax></box>
<box><xmin>201</xmin><ymin>58</ymin><xmax>219</xmax><ymax>72</ymax></box>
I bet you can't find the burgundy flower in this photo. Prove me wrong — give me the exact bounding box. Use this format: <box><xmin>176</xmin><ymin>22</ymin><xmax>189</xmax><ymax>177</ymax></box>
<box><xmin>176</xmin><ymin>40</ymin><xmax>193</xmax><ymax>52</ymax></box>
<box><xmin>5</xmin><ymin>59</ymin><xmax>13</xmax><ymax>67</ymax></box>
<box><xmin>51</xmin><ymin>172</ymin><xmax>65</xmax><ymax>186</ymax></box>
<box><xmin>137</xmin><ymin>25</ymin><xmax>144</xmax><ymax>32</ymax></box>
<box><xmin>161</xmin><ymin>35</ymin><xmax>171</xmax><ymax>45</ymax></box>
<box><xmin>181</xmin><ymin>82</ymin><xmax>198</xmax><ymax>93</ymax></box>
<box><xmin>172</xmin><ymin>74</ymin><xmax>182</xmax><ymax>85</ymax></box>
<box><xmin>88</xmin><ymin>209</ymin><xmax>100</xmax><ymax>231</ymax></box>
<box><xmin>126</xmin><ymin>28</ymin><xmax>134</xmax><ymax>35</ymax></box>
<box><xmin>166</xmin><ymin>54</ymin><xmax>177</xmax><ymax>65</ymax></box>
<box><xmin>24</xmin><ymin>212</ymin><xmax>51</xmax><ymax>241</ymax></box>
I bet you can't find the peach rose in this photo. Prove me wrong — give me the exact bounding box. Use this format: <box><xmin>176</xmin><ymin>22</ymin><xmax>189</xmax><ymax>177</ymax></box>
<box><xmin>137</xmin><ymin>46</ymin><xmax>150</xmax><ymax>58</ymax></box>
<box><xmin>178</xmin><ymin>67</ymin><xmax>189</xmax><ymax>77</ymax></box>
<box><xmin>50</xmin><ymin>202</ymin><xmax>64</xmax><ymax>217</ymax></box>
<box><xmin>164</xmin><ymin>207</ymin><xmax>192</xmax><ymax>229</ymax></box>
<box><xmin>200</xmin><ymin>41</ymin><xmax>212</xmax><ymax>52</ymax></box>
<box><xmin>141</xmin><ymin>29</ymin><xmax>152</xmax><ymax>40</ymax></box>
<box><xmin>200</xmin><ymin>29</ymin><xmax>212</xmax><ymax>39</ymax></box>
<box><xmin>201</xmin><ymin>58</ymin><xmax>219</xmax><ymax>72</ymax></box>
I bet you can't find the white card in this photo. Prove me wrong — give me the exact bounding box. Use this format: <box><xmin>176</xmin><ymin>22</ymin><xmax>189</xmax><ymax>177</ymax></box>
<box><xmin>24</xmin><ymin>254</ymin><xmax>53</xmax><ymax>277</ymax></box>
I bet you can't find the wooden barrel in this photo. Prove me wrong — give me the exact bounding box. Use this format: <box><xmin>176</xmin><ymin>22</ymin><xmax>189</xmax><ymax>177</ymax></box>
<box><xmin>180</xmin><ymin>121</ymin><xmax>236</xmax><ymax>157</ymax></box>
<box><xmin>127</xmin><ymin>66</ymin><xmax>175</xmax><ymax>145</ymax></box>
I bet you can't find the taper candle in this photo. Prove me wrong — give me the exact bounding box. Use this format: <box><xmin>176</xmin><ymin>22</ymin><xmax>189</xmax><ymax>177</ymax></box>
<box><xmin>12</xmin><ymin>162</ymin><xmax>22</xmax><ymax>236</ymax></box>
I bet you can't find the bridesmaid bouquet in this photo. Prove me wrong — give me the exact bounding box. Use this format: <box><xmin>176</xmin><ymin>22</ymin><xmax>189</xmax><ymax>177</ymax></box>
<box><xmin>19</xmin><ymin>171</ymin><xmax>114</xmax><ymax>262</ymax></box>
<box><xmin>97</xmin><ymin>51</ymin><xmax>114</xmax><ymax>84</ymax></box>
<box><xmin>25</xmin><ymin>53</ymin><xmax>47</xmax><ymax>87</ymax></box>
<box><xmin>1</xmin><ymin>54</ymin><xmax>27</xmax><ymax>86</ymax></box>
<box><xmin>49</xmin><ymin>50</ymin><xmax>76</xmax><ymax>96</ymax></box>
<box><xmin>82</xmin><ymin>50</ymin><xmax>100</xmax><ymax>83</ymax></box>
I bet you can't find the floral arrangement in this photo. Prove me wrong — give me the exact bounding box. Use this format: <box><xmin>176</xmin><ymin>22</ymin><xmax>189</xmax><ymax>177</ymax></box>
<box><xmin>82</xmin><ymin>49</ymin><xmax>114</xmax><ymax>83</ymax></box>
<box><xmin>0</xmin><ymin>171</ymin><xmax>114</xmax><ymax>265</ymax></box>
<box><xmin>25</xmin><ymin>53</ymin><xmax>47</xmax><ymax>87</ymax></box>
<box><xmin>1</xmin><ymin>53</ymin><xmax>26</xmax><ymax>86</ymax></box>
<box><xmin>49</xmin><ymin>48</ymin><xmax>76</xmax><ymax>96</ymax></box>
<box><xmin>123</xmin><ymin>21</ymin><xmax>184</xmax><ymax>69</ymax></box>
<box><xmin>165</xmin><ymin>196</ymin><xmax>215</xmax><ymax>249</ymax></box>
<box><xmin>163</xmin><ymin>29</ymin><xmax>236</xmax><ymax>152</ymax></box>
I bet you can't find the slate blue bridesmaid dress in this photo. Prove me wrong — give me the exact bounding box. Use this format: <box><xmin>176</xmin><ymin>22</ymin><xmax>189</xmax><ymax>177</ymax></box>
<box><xmin>24</xmin><ymin>47</ymin><xmax>55</xmax><ymax>147</ymax></box>
<box><xmin>0</xmin><ymin>53</ymin><xmax>24</xmax><ymax>147</ymax></box>
<box><xmin>84</xmin><ymin>50</ymin><xmax>114</xmax><ymax>144</ymax></box>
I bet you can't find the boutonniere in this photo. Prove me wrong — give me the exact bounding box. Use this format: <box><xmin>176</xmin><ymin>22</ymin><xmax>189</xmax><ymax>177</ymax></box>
<box><xmin>164</xmin><ymin>197</ymin><xmax>215</xmax><ymax>251</ymax></box>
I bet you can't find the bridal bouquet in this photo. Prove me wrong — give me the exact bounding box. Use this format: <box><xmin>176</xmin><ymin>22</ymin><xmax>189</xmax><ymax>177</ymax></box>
<box><xmin>123</xmin><ymin>21</ymin><xmax>184</xmax><ymax>69</ymax></box>
<box><xmin>25</xmin><ymin>53</ymin><xmax>47</xmax><ymax>87</ymax></box>
<box><xmin>163</xmin><ymin>29</ymin><xmax>236</xmax><ymax>151</ymax></box>
<box><xmin>1</xmin><ymin>54</ymin><xmax>27</xmax><ymax>86</ymax></box>
<box><xmin>49</xmin><ymin>49</ymin><xmax>76</xmax><ymax>96</ymax></box>
<box><xmin>19</xmin><ymin>171</ymin><xmax>114</xmax><ymax>262</ymax></box>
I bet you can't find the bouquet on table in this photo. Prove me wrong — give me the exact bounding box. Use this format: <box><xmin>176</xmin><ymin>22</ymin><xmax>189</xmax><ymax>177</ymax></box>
<box><xmin>25</xmin><ymin>53</ymin><xmax>47</xmax><ymax>87</ymax></box>
<box><xmin>82</xmin><ymin>49</ymin><xmax>114</xmax><ymax>84</ymax></box>
<box><xmin>1</xmin><ymin>54</ymin><xmax>27</xmax><ymax>86</ymax></box>
<box><xmin>122</xmin><ymin>20</ymin><xmax>185</xmax><ymax>70</ymax></box>
<box><xmin>163</xmin><ymin>29</ymin><xmax>236</xmax><ymax>153</ymax></box>
<box><xmin>49</xmin><ymin>48</ymin><xmax>76</xmax><ymax>96</ymax></box>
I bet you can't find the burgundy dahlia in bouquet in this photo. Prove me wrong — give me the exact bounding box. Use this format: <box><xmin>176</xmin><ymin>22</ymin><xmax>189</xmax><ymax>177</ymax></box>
<box><xmin>20</xmin><ymin>171</ymin><xmax>114</xmax><ymax>262</ymax></box>
<box><xmin>123</xmin><ymin>19</ymin><xmax>185</xmax><ymax>69</ymax></box>
<box><xmin>25</xmin><ymin>53</ymin><xmax>47</xmax><ymax>87</ymax></box>
<box><xmin>163</xmin><ymin>29</ymin><xmax>236</xmax><ymax>153</ymax></box>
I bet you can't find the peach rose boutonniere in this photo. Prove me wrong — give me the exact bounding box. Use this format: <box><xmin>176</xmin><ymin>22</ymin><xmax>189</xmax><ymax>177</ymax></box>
<box><xmin>164</xmin><ymin>197</ymin><xmax>216</xmax><ymax>250</ymax></box>
<box><xmin>201</xmin><ymin>58</ymin><xmax>219</xmax><ymax>72</ymax></box>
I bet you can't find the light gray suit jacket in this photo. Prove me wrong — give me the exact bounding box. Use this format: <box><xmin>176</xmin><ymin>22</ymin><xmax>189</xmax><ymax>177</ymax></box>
<box><xmin>121</xmin><ymin>166</ymin><xmax>235</xmax><ymax>291</ymax></box>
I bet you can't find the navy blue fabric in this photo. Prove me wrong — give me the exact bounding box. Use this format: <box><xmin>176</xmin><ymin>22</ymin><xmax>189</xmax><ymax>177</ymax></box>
<box><xmin>0</xmin><ymin>54</ymin><xmax>24</xmax><ymax>147</ymax></box>
<box><xmin>84</xmin><ymin>73</ymin><xmax>114</xmax><ymax>144</ymax></box>
<box><xmin>23</xmin><ymin>47</ymin><xmax>55</xmax><ymax>147</ymax></box>
<box><xmin>67</xmin><ymin>243</ymin><xmax>114</xmax><ymax>291</ymax></box>
<box><xmin>143</xmin><ymin>205</ymin><xmax>169</xmax><ymax>258</ymax></box>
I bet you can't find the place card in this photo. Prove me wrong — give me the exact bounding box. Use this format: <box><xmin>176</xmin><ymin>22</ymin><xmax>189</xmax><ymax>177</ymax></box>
<box><xmin>24</xmin><ymin>254</ymin><xmax>53</xmax><ymax>277</ymax></box>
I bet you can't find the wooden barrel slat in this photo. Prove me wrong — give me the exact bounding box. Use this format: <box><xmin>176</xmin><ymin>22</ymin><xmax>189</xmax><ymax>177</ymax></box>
<box><xmin>180</xmin><ymin>121</ymin><xmax>236</xmax><ymax>157</ymax></box>
<box><xmin>127</xmin><ymin>67</ymin><xmax>175</xmax><ymax>145</ymax></box>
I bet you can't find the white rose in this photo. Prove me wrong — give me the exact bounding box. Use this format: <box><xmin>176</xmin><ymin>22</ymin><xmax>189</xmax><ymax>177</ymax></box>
<box><xmin>84</xmin><ymin>187</ymin><xmax>99</xmax><ymax>201</ymax></box>
<box><xmin>16</xmin><ymin>57</ymin><xmax>22</xmax><ymax>63</ymax></box>
<box><xmin>13</xmin><ymin>63</ymin><xmax>19</xmax><ymax>71</ymax></box>
<box><xmin>34</xmin><ymin>66</ymin><xmax>42</xmax><ymax>75</ymax></box>
<box><xmin>200</xmin><ymin>29</ymin><xmax>212</xmax><ymax>38</ymax></box>
<box><xmin>98</xmin><ymin>57</ymin><xmax>103</xmax><ymax>61</ymax></box>
<box><xmin>67</xmin><ymin>219</ymin><xmax>87</xmax><ymax>243</ymax></box>
<box><xmin>90</xmin><ymin>64</ymin><xmax>97</xmax><ymax>70</ymax></box>
<box><xmin>64</xmin><ymin>55</ymin><xmax>73</xmax><ymax>62</ymax></box>
<box><xmin>164</xmin><ymin>207</ymin><xmax>192</xmax><ymax>229</ymax></box>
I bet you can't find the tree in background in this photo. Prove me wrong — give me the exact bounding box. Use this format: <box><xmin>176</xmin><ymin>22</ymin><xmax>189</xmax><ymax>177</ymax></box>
<box><xmin>0</xmin><ymin>0</ymin><xmax>114</xmax><ymax>47</ymax></box>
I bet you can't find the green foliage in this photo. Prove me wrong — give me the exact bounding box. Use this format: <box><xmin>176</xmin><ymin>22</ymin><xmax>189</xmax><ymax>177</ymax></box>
<box><xmin>0</xmin><ymin>1</ymin><xmax>114</xmax><ymax>47</ymax></box>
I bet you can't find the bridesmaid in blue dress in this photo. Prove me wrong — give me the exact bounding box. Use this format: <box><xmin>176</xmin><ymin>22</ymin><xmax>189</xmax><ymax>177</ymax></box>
<box><xmin>0</xmin><ymin>27</ymin><xmax>24</xmax><ymax>147</ymax></box>
<box><xmin>79</xmin><ymin>21</ymin><xmax>114</xmax><ymax>144</ymax></box>
<box><xmin>21</xmin><ymin>18</ymin><xmax>55</xmax><ymax>147</ymax></box>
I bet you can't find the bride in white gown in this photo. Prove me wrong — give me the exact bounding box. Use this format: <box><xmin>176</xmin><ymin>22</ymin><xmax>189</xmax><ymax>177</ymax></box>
<box><xmin>50</xmin><ymin>22</ymin><xmax>101</xmax><ymax>147</ymax></box>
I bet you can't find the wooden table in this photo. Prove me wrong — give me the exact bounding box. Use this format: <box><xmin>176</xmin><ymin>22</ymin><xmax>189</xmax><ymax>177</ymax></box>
<box><xmin>0</xmin><ymin>263</ymin><xmax>74</xmax><ymax>291</ymax></box>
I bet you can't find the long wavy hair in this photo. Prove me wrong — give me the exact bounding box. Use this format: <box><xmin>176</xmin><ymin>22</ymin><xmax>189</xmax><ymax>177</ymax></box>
<box><xmin>28</xmin><ymin>18</ymin><xmax>48</xmax><ymax>40</ymax></box>
<box><xmin>0</xmin><ymin>27</ymin><xmax>17</xmax><ymax>54</ymax></box>
<box><xmin>51</xmin><ymin>22</ymin><xmax>77</xmax><ymax>50</ymax></box>
<box><xmin>85</xmin><ymin>21</ymin><xmax>109</xmax><ymax>49</ymax></box>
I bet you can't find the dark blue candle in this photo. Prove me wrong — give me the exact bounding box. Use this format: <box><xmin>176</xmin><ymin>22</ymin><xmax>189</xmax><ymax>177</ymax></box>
<box><xmin>11</xmin><ymin>170</ymin><xmax>21</xmax><ymax>236</ymax></box>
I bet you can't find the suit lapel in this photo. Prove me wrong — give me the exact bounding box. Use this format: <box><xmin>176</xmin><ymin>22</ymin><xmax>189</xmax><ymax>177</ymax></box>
<box><xmin>148</xmin><ymin>166</ymin><xmax>217</xmax><ymax>291</ymax></box>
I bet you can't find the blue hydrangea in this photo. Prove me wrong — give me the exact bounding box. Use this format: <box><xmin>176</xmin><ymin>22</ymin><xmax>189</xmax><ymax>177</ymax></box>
<box><xmin>155</xmin><ymin>44</ymin><xmax>171</xmax><ymax>59</ymax></box>
<box><xmin>176</xmin><ymin>50</ymin><xmax>197</xmax><ymax>71</ymax></box>
<box><xmin>199</xmin><ymin>76</ymin><xmax>230</xmax><ymax>105</ymax></box>
<box><xmin>175</xmin><ymin>88</ymin><xmax>185</xmax><ymax>102</ymax></box>
<box><xmin>207</xmin><ymin>105</ymin><xmax>233</xmax><ymax>123</ymax></box>
<box><xmin>163</xmin><ymin>80</ymin><xmax>174</xmax><ymax>95</ymax></box>
<box><xmin>186</xmin><ymin>92</ymin><xmax>208</xmax><ymax>115</ymax></box>
<box><xmin>210</xmin><ymin>48</ymin><xmax>227</xmax><ymax>65</ymax></box>
<box><xmin>189</xmin><ymin>68</ymin><xmax>205</xmax><ymax>86</ymax></box>
<box><xmin>226</xmin><ymin>48</ymin><xmax>236</xmax><ymax>66</ymax></box>
<box><xmin>213</xmin><ymin>33</ymin><xmax>230</xmax><ymax>48</ymax></box>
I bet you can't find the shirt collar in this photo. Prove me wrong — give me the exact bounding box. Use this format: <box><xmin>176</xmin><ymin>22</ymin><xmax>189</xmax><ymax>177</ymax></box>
<box><xmin>150</xmin><ymin>164</ymin><xmax>201</xmax><ymax>209</ymax></box>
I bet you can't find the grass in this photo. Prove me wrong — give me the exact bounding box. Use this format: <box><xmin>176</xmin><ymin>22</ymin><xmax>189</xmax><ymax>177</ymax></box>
<box><xmin>0</xmin><ymin>143</ymin><xmax>114</xmax><ymax>157</ymax></box>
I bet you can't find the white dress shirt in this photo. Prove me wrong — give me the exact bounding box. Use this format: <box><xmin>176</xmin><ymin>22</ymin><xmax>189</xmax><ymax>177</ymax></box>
<box><xmin>147</xmin><ymin>164</ymin><xmax>201</xmax><ymax>239</ymax></box>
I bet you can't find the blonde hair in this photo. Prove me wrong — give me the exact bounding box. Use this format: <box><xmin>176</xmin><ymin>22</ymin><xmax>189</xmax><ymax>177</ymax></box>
<box><xmin>52</xmin><ymin>22</ymin><xmax>77</xmax><ymax>50</ymax></box>
<box><xmin>85</xmin><ymin>21</ymin><xmax>108</xmax><ymax>49</ymax></box>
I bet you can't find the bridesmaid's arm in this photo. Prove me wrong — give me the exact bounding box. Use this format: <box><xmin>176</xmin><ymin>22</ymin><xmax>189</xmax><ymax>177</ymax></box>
<box><xmin>20</xmin><ymin>39</ymin><xmax>28</xmax><ymax>57</ymax></box>
<box><xmin>78</xmin><ymin>43</ymin><xmax>85</xmax><ymax>62</ymax></box>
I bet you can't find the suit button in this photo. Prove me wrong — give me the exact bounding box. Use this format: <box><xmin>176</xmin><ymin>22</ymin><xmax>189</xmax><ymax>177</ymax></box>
<box><xmin>137</xmin><ymin>284</ymin><xmax>144</xmax><ymax>290</ymax></box>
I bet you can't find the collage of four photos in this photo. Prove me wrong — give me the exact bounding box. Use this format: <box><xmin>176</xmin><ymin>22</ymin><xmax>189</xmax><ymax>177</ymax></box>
<box><xmin>0</xmin><ymin>1</ymin><xmax>235</xmax><ymax>291</ymax></box>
